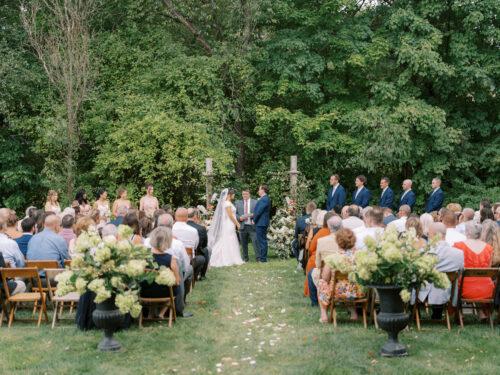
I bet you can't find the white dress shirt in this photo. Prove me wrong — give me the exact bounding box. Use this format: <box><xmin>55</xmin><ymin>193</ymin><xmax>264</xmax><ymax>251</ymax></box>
<box><xmin>381</xmin><ymin>187</ymin><xmax>388</xmax><ymax>198</ymax></box>
<box><xmin>400</xmin><ymin>189</ymin><xmax>410</xmax><ymax>201</ymax></box>
<box><xmin>355</xmin><ymin>227</ymin><xmax>384</xmax><ymax>250</ymax></box>
<box><xmin>331</xmin><ymin>184</ymin><xmax>338</xmax><ymax>198</ymax></box>
<box><xmin>445</xmin><ymin>228</ymin><xmax>466</xmax><ymax>247</ymax></box>
<box><xmin>342</xmin><ymin>216</ymin><xmax>365</xmax><ymax>230</ymax></box>
<box><xmin>166</xmin><ymin>238</ymin><xmax>191</xmax><ymax>276</ymax></box>
<box><xmin>0</xmin><ymin>233</ymin><xmax>25</xmax><ymax>268</ymax></box>
<box><xmin>354</xmin><ymin>187</ymin><xmax>364</xmax><ymax>199</ymax></box>
<box><xmin>388</xmin><ymin>216</ymin><xmax>408</xmax><ymax>233</ymax></box>
<box><xmin>172</xmin><ymin>221</ymin><xmax>199</xmax><ymax>250</ymax></box>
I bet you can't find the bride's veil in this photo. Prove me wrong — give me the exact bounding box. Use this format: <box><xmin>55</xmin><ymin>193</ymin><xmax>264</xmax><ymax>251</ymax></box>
<box><xmin>207</xmin><ymin>188</ymin><xmax>228</xmax><ymax>248</ymax></box>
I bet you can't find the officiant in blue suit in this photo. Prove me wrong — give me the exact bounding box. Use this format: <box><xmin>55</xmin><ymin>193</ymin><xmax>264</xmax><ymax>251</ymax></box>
<box><xmin>352</xmin><ymin>175</ymin><xmax>371</xmax><ymax>208</ymax></box>
<box><xmin>378</xmin><ymin>177</ymin><xmax>394</xmax><ymax>208</ymax></box>
<box><xmin>253</xmin><ymin>185</ymin><xmax>271</xmax><ymax>263</ymax></box>
<box><xmin>326</xmin><ymin>174</ymin><xmax>346</xmax><ymax>213</ymax></box>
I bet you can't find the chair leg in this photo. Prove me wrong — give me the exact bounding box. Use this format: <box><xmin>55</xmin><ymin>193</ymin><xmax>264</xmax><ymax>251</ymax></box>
<box><xmin>52</xmin><ymin>301</ymin><xmax>58</xmax><ymax>329</ymax></box>
<box><xmin>8</xmin><ymin>302</ymin><xmax>16</xmax><ymax>328</ymax></box>
<box><xmin>362</xmin><ymin>303</ymin><xmax>367</xmax><ymax>329</ymax></box>
<box><xmin>458</xmin><ymin>307</ymin><xmax>464</xmax><ymax>328</ymax></box>
<box><xmin>37</xmin><ymin>302</ymin><xmax>43</xmax><ymax>327</ymax></box>
<box><xmin>59</xmin><ymin>301</ymin><xmax>64</xmax><ymax>315</ymax></box>
<box><xmin>0</xmin><ymin>305</ymin><xmax>4</xmax><ymax>327</ymax></box>
<box><xmin>32</xmin><ymin>300</ymin><xmax>38</xmax><ymax>317</ymax></box>
<box><xmin>69</xmin><ymin>301</ymin><xmax>75</xmax><ymax>315</ymax></box>
<box><xmin>139</xmin><ymin>311</ymin><xmax>143</xmax><ymax>328</ymax></box>
<box><xmin>332</xmin><ymin>304</ymin><xmax>337</xmax><ymax>328</ymax></box>
<box><xmin>328</xmin><ymin>302</ymin><xmax>333</xmax><ymax>324</ymax></box>
<box><xmin>415</xmin><ymin>304</ymin><xmax>421</xmax><ymax>331</ymax></box>
<box><xmin>445</xmin><ymin>306</ymin><xmax>451</xmax><ymax>331</ymax></box>
<box><xmin>168</xmin><ymin>308</ymin><xmax>173</xmax><ymax>328</ymax></box>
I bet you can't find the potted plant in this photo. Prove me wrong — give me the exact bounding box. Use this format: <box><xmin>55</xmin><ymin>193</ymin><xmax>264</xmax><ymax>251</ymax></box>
<box><xmin>325</xmin><ymin>226</ymin><xmax>450</xmax><ymax>357</ymax></box>
<box><xmin>55</xmin><ymin>225</ymin><xmax>176</xmax><ymax>351</ymax></box>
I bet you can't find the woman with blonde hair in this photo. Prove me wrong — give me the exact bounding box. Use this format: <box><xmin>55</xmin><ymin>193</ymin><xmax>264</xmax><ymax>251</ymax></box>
<box><xmin>420</xmin><ymin>213</ymin><xmax>434</xmax><ymax>241</ymax></box>
<box><xmin>45</xmin><ymin>190</ymin><xmax>61</xmax><ymax>215</ymax></box>
<box><xmin>68</xmin><ymin>216</ymin><xmax>96</xmax><ymax>257</ymax></box>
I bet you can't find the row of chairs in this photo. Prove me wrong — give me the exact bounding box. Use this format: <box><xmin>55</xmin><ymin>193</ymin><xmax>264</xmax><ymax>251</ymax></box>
<box><xmin>327</xmin><ymin>268</ymin><xmax>500</xmax><ymax>330</ymax></box>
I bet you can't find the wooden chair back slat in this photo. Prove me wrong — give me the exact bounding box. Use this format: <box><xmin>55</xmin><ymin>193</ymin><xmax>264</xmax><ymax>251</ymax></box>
<box><xmin>25</xmin><ymin>260</ymin><xmax>60</xmax><ymax>269</ymax></box>
<box><xmin>461</xmin><ymin>268</ymin><xmax>499</xmax><ymax>278</ymax></box>
<box><xmin>0</xmin><ymin>267</ymin><xmax>44</xmax><ymax>300</ymax></box>
<box><xmin>64</xmin><ymin>260</ymin><xmax>72</xmax><ymax>267</ymax></box>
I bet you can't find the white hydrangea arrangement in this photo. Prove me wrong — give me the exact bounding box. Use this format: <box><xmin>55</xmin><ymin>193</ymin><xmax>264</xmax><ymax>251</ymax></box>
<box><xmin>55</xmin><ymin>225</ymin><xmax>176</xmax><ymax>318</ymax></box>
<box><xmin>268</xmin><ymin>207</ymin><xmax>295</xmax><ymax>259</ymax></box>
<box><xmin>325</xmin><ymin>226</ymin><xmax>450</xmax><ymax>302</ymax></box>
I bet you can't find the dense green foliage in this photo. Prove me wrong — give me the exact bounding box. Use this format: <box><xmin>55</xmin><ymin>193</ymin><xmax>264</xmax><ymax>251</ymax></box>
<box><xmin>1</xmin><ymin>0</ymin><xmax>498</xmax><ymax>210</ymax></box>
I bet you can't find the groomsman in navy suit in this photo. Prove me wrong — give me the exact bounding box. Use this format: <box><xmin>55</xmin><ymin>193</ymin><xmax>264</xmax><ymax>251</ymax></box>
<box><xmin>378</xmin><ymin>177</ymin><xmax>394</xmax><ymax>208</ymax></box>
<box><xmin>425</xmin><ymin>177</ymin><xmax>445</xmax><ymax>213</ymax></box>
<box><xmin>253</xmin><ymin>185</ymin><xmax>271</xmax><ymax>262</ymax></box>
<box><xmin>352</xmin><ymin>175</ymin><xmax>371</xmax><ymax>208</ymax></box>
<box><xmin>399</xmin><ymin>179</ymin><xmax>416</xmax><ymax>210</ymax></box>
<box><xmin>326</xmin><ymin>174</ymin><xmax>346</xmax><ymax>213</ymax></box>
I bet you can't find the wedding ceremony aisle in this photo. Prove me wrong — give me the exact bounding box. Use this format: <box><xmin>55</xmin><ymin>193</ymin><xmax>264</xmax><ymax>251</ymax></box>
<box><xmin>1</xmin><ymin>258</ymin><xmax>499</xmax><ymax>374</ymax></box>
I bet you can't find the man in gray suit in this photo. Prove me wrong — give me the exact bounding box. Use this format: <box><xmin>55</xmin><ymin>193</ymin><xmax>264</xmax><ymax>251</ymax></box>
<box><xmin>235</xmin><ymin>188</ymin><xmax>259</xmax><ymax>262</ymax></box>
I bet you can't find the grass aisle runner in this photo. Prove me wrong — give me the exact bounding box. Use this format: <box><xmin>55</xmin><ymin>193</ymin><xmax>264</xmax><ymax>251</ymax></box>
<box><xmin>0</xmin><ymin>259</ymin><xmax>499</xmax><ymax>374</ymax></box>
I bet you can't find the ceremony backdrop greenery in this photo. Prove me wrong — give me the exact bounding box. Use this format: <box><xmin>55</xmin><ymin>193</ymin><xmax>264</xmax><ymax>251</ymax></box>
<box><xmin>1</xmin><ymin>0</ymin><xmax>498</xmax><ymax>211</ymax></box>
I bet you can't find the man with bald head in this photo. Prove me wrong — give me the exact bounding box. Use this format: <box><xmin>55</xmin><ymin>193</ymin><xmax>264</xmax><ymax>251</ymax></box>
<box><xmin>399</xmin><ymin>179</ymin><xmax>416</xmax><ymax>210</ymax></box>
<box><xmin>27</xmin><ymin>213</ymin><xmax>69</xmax><ymax>267</ymax></box>
<box><xmin>388</xmin><ymin>205</ymin><xmax>411</xmax><ymax>233</ymax></box>
<box><xmin>418</xmin><ymin>222</ymin><xmax>464</xmax><ymax>319</ymax></box>
<box><xmin>456</xmin><ymin>208</ymin><xmax>474</xmax><ymax>234</ymax></box>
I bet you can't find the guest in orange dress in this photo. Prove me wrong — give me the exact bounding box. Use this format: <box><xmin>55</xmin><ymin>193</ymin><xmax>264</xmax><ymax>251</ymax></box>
<box><xmin>304</xmin><ymin>210</ymin><xmax>331</xmax><ymax>297</ymax></box>
<box><xmin>454</xmin><ymin>222</ymin><xmax>494</xmax><ymax>319</ymax></box>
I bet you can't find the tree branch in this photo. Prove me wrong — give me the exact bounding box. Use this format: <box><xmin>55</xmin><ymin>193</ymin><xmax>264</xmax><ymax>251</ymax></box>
<box><xmin>162</xmin><ymin>0</ymin><xmax>212</xmax><ymax>55</ymax></box>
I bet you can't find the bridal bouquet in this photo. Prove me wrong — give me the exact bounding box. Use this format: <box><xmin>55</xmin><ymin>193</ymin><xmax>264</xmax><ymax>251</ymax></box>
<box><xmin>325</xmin><ymin>226</ymin><xmax>450</xmax><ymax>302</ymax></box>
<box><xmin>268</xmin><ymin>207</ymin><xmax>295</xmax><ymax>259</ymax></box>
<box><xmin>55</xmin><ymin>225</ymin><xmax>176</xmax><ymax>317</ymax></box>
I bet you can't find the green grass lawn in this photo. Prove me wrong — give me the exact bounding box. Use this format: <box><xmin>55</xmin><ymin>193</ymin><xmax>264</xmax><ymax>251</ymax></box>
<box><xmin>1</xmin><ymin>256</ymin><xmax>499</xmax><ymax>374</ymax></box>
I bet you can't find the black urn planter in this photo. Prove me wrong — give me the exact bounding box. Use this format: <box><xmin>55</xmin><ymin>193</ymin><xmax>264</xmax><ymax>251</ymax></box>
<box><xmin>373</xmin><ymin>285</ymin><xmax>410</xmax><ymax>357</ymax></box>
<box><xmin>92</xmin><ymin>296</ymin><xmax>124</xmax><ymax>351</ymax></box>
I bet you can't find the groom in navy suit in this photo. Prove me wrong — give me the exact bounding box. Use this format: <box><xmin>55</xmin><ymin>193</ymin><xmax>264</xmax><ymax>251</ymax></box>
<box><xmin>378</xmin><ymin>177</ymin><xmax>394</xmax><ymax>208</ymax></box>
<box><xmin>253</xmin><ymin>185</ymin><xmax>271</xmax><ymax>262</ymax></box>
<box><xmin>326</xmin><ymin>174</ymin><xmax>346</xmax><ymax>213</ymax></box>
<box><xmin>352</xmin><ymin>175</ymin><xmax>371</xmax><ymax>208</ymax></box>
<box><xmin>425</xmin><ymin>177</ymin><xmax>445</xmax><ymax>213</ymax></box>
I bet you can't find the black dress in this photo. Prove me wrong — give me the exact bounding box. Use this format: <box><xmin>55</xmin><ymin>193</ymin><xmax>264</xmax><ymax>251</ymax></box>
<box><xmin>140</xmin><ymin>253</ymin><xmax>178</xmax><ymax>298</ymax></box>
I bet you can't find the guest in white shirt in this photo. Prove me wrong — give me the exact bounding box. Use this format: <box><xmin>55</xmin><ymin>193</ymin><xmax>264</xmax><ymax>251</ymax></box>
<box><xmin>355</xmin><ymin>207</ymin><xmax>385</xmax><ymax>249</ymax></box>
<box><xmin>456</xmin><ymin>208</ymin><xmax>474</xmax><ymax>234</ymax></box>
<box><xmin>388</xmin><ymin>205</ymin><xmax>411</xmax><ymax>233</ymax></box>
<box><xmin>442</xmin><ymin>210</ymin><xmax>466</xmax><ymax>246</ymax></box>
<box><xmin>0</xmin><ymin>216</ymin><xmax>27</xmax><ymax>296</ymax></box>
<box><xmin>173</xmin><ymin>208</ymin><xmax>206</xmax><ymax>283</ymax></box>
<box><xmin>342</xmin><ymin>205</ymin><xmax>365</xmax><ymax>230</ymax></box>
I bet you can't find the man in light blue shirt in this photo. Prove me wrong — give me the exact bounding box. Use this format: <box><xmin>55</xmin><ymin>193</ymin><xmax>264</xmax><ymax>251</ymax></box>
<box><xmin>27</xmin><ymin>214</ymin><xmax>69</xmax><ymax>267</ymax></box>
<box><xmin>0</xmin><ymin>217</ymin><xmax>25</xmax><ymax>268</ymax></box>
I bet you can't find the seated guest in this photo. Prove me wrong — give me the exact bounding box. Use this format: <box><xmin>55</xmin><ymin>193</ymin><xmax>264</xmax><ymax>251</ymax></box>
<box><xmin>454</xmin><ymin>222</ymin><xmax>494</xmax><ymax>319</ymax></box>
<box><xmin>110</xmin><ymin>205</ymin><xmax>128</xmax><ymax>226</ymax></box>
<box><xmin>494</xmin><ymin>203</ymin><xmax>500</xmax><ymax>226</ymax></box>
<box><xmin>101</xmin><ymin>223</ymin><xmax>118</xmax><ymax>239</ymax></box>
<box><xmin>69</xmin><ymin>216</ymin><xmax>96</xmax><ymax>257</ymax></box>
<box><xmin>4</xmin><ymin>211</ymin><xmax>22</xmax><ymax>240</ymax></box>
<box><xmin>122</xmin><ymin>212</ymin><xmax>143</xmax><ymax>245</ymax></box>
<box><xmin>446</xmin><ymin>203</ymin><xmax>462</xmax><ymax>222</ymax></box>
<box><xmin>173</xmin><ymin>207</ymin><xmax>204</xmax><ymax>282</ymax></box>
<box><xmin>0</xmin><ymin>216</ymin><xmax>25</xmax><ymax>267</ymax></box>
<box><xmin>59</xmin><ymin>215</ymin><xmax>76</xmax><ymax>246</ymax></box>
<box><xmin>140</xmin><ymin>227</ymin><xmax>185</xmax><ymax>317</ymax></box>
<box><xmin>442</xmin><ymin>210</ymin><xmax>466</xmax><ymax>246</ymax></box>
<box><xmin>27</xmin><ymin>214</ymin><xmax>69</xmax><ymax>267</ymax></box>
<box><xmin>318</xmin><ymin>228</ymin><xmax>365</xmax><ymax>323</ymax></box>
<box><xmin>0</xmin><ymin>253</ymin><xmax>26</xmax><ymax>295</ymax></box>
<box><xmin>355</xmin><ymin>207</ymin><xmax>385</xmax><ymax>249</ymax></box>
<box><xmin>187</xmin><ymin>208</ymin><xmax>210</xmax><ymax>280</ymax></box>
<box><xmin>293</xmin><ymin>201</ymin><xmax>316</xmax><ymax>259</ymax></box>
<box><xmin>417</xmin><ymin>223</ymin><xmax>464</xmax><ymax>319</ymax></box>
<box><xmin>383</xmin><ymin>208</ymin><xmax>397</xmax><ymax>226</ymax></box>
<box><xmin>420</xmin><ymin>213</ymin><xmax>434</xmax><ymax>241</ymax></box>
<box><xmin>480</xmin><ymin>220</ymin><xmax>500</xmax><ymax>267</ymax></box>
<box><xmin>308</xmin><ymin>215</ymin><xmax>342</xmax><ymax>307</ymax></box>
<box><xmin>378</xmin><ymin>177</ymin><xmax>394</xmax><ymax>208</ymax></box>
<box><xmin>456</xmin><ymin>208</ymin><xmax>475</xmax><ymax>234</ymax></box>
<box><xmin>15</xmin><ymin>217</ymin><xmax>36</xmax><ymax>257</ymax></box>
<box><xmin>304</xmin><ymin>211</ymin><xmax>331</xmax><ymax>298</ymax></box>
<box><xmin>305</xmin><ymin>209</ymin><xmax>322</xmax><ymax>250</ymax></box>
<box><xmin>473</xmin><ymin>199</ymin><xmax>491</xmax><ymax>223</ymax></box>
<box><xmin>388</xmin><ymin>205</ymin><xmax>411</xmax><ymax>233</ymax></box>
<box><xmin>405</xmin><ymin>216</ymin><xmax>427</xmax><ymax>249</ymax></box>
<box><xmin>352</xmin><ymin>175</ymin><xmax>371</xmax><ymax>208</ymax></box>
<box><xmin>152</xmin><ymin>209</ymin><xmax>167</xmax><ymax>229</ymax></box>
<box><xmin>139</xmin><ymin>216</ymin><xmax>153</xmax><ymax>238</ymax></box>
<box><xmin>342</xmin><ymin>205</ymin><xmax>365</xmax><ymax>230</ymax></box>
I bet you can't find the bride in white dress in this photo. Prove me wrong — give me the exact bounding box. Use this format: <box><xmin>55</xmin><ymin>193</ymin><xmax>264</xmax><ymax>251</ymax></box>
<box><xmin>208</xmin><ymin>188</ymin><xmax>244</xmax><ymax>267</ymax></box>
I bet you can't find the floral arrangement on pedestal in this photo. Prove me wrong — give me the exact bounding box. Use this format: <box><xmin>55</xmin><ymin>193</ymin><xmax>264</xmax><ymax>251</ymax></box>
<box><xmin>324</xmin><ymin>226</ymin><xmax>450</xmax><ymax>301</ymax></box>
<box><xmin>55</xmin><ymin>225</ymin><xmax>176</xmax><ymax>318</ymax></box>
<box><xmin>268</xmin><ymin>199</ymin><xmax>295</xmax><ymax>259</ymax></box>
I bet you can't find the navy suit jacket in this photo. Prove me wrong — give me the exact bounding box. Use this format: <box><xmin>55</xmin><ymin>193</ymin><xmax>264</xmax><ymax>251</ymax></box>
<box><xmin>425</xmin><ymin>188</ymin><xmax>444</xmax><ymax>213</ymax></box>
<box><xmin>326</xmin><ymin>185</ymin><xmax>346</xmax><ymax>211</ymax></box>
<box><xmin>352</xmin><ymin>187</ymin><xmax>371</xmax><ymax>208</ymax></box>
<box><xmin>253</xmin><ymin>195</ymin><xmax>271</xmax><ymax>227</ymax></box>
<box><xmin>378</xmin><ymin>187</ymin><xmax>394</xmax><ymax>208</ymax></box>
<box><xmin>399</xmin><ymin>190</ymin><xmax>416</xmax><ymax>210</ymax></box>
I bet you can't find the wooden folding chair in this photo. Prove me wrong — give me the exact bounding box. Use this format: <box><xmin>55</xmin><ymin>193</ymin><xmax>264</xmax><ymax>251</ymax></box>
<box><xmin>0</xmin><ymin>268</ymin><xmax>48</xmax><ymax>327</ymax></box>
<box><xmin>64</xmin><ymin>259</ymin><xmax>72</xmax><ymax>268</ymax></box>
<box><xmin>457</xmin><ymin>268</ymin><xmax>499</xmax><ymax>329</ymax></box>
<box><xmin>369</xmin><ymin>288</ymin><xmax>379</xmax><ymax>329</ymax></box>
<box><xmin>25</xmin><ymin>260</ymin><xmax>60</xmax><ymax>301</ymax></box>
<box><xmin>45</xmin><ymin>269</ymin><xmax>80</xmax><ymax>328</ymax></box>
<box><xmin>138</xmin><ymin>287</ymin><xmax>177</xmax><ymax>328</ymax></box>
<box><xmin>329</xmin><ymin>271</ymin><xmax>369</xmax><ymax>328</ymax></box>
<box><xmin>413</xmin><ymin>271</ymin><xmax>460</xmax><ymax>331</ymax></box>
